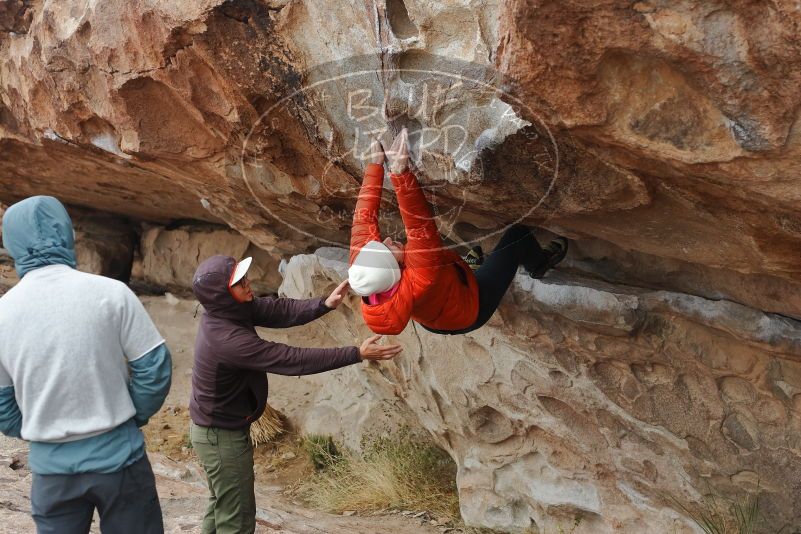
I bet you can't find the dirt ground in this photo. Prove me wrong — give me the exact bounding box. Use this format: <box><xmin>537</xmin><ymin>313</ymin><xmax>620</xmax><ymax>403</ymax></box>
<box><xmin>0</xmin><ymin>294</ymin><xmax>449</xmax><ymax>534</ymax></box>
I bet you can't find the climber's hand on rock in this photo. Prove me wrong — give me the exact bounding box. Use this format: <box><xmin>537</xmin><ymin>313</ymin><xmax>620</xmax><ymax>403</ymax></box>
<box><xmin>359</xmin><ymin>334</ymin><xmax>402</xmax><ymax>360</ymax></box>
<box><xmin>370</xmin><ymin>139</ymin><xmax>385</xmax><ymax>165</ymax></box>
<box><xmin>388</xmin><ymin>127</ymin><xmax>409</xmax><ymax>174</ymax></box>
<box><xmin>325</xmin><ymin>280</ymin><xmax>350</xmax><ymax>309</ymax></box>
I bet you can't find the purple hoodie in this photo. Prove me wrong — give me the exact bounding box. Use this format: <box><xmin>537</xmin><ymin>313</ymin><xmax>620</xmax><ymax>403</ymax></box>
<box><xmin>189</xmin><ymin>255</ymin><xmax>361</xmax><ymax>429</ymax></box>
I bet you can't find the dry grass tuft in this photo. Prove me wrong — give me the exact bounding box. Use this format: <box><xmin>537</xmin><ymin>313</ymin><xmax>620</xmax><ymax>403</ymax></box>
<box><xmin>250</xmin><ymin>404</ymin><xmax>286</xmax><ymax>447</ymax></box>
<box><xmin>670</xmin><ymin>483</ymin><xmax>761</xmax><ymax>534</ymax></box>
<box><xmin>297</xmin><ymin>433</ymin><xmax>460</xmax><ymax>520</ymax></box>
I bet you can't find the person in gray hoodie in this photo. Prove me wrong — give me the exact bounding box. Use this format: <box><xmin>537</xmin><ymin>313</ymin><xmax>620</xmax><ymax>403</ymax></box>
<box><xmin>0</xmin><ymin>196</ymin><xmax>172</xmax><ymax>533</ymax></box>
<box><xmin>189</xmin><ymin>254</ymin><xmax>401</xmax><ymax>534</ymax></box>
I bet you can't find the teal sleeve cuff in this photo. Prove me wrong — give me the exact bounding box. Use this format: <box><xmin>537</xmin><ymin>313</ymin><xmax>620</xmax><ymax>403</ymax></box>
<box><xmin>0</xmin><ymin>386</ymin><xmax>23</xmax><ymax>438</ymax></box>
<box><xmin>128</xmin><ymin>344</ymin><xmax>172</xmax><ymax>427</ymax></box>
<box><xmin>29</xmin><ymin>419</ymin><xmax>145</xmax><ymax>475</ymax></box>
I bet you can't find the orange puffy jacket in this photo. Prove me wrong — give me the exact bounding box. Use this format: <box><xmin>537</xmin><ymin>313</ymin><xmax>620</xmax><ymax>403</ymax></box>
<box><xmin>349</xmin><ymin>163</ymin><xmax>479</xmax><ymax>335</ymax></box>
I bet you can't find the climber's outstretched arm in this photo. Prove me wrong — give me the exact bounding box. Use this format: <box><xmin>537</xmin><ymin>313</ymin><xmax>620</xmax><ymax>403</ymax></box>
<box><xmin>387</xmin><ymin>128</ymin><xmax>442</xmax><ymax>274</ymax></box>
<box><xmin>390</xmin><ymin>169</ymin><xmax>441</xmax><ymax>270</ymax></box>
<box><xmin>350</xmin><ymin>153</ymin><xmax>385</xmax><ymax>265</ymax></box>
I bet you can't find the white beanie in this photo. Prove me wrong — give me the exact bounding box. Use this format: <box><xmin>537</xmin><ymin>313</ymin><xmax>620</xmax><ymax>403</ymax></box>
<box><xmin>348</xmin><ymin>241</ymin><xmax>402</xmax><ymax>297</ymax></box>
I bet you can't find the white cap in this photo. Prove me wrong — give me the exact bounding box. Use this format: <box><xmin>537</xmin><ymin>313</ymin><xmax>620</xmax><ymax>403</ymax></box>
<box><xmin>229</xmin><ymin>256</ymin><xmax>252</xmax><ymax>287</ymax></box>
<box><xmin>348</xmin><ymin>241</ymin><xmax>401</xmax><ymax>297</ymax></box>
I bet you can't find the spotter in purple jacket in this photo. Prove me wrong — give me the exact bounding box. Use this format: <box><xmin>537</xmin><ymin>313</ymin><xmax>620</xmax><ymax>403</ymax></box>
<box><xmin>189</xmin><ymin>255</ymin><xmax>361</xmax><ymax>430</ymax></box>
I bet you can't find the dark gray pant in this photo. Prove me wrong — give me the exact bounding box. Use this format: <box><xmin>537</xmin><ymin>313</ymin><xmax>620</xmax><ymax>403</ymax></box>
<box><xmin>30</xmin><ymin>455</ymin><xmax>164</xmax><ymax>534</ymax></box>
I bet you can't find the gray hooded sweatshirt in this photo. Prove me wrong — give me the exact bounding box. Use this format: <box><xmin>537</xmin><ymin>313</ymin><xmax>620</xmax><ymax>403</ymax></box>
<box><xmin>0</xmin><ymin>196</ymin><xmax>171</xmax><ymax>474</ymax></box>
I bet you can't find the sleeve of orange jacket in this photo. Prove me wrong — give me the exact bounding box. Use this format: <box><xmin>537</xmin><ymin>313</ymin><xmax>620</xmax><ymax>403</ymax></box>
<box><xmin>350</xmin><ymin>163</ymin><xmax>385</xmax><ymax>265</ymax></box>
<box><xmin>389</xmin><ymin>169</ymin><xmax>442</xmax><ymax>275</ymax></box>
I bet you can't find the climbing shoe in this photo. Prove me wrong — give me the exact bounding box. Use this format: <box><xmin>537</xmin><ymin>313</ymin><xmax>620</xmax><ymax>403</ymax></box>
<box><xmin>526</xmin><ymin>237</ymin><xmax>568</xmax><ymax>279</ymax></box>
<box><xmin>464</xmin><ymin>245</ymin><xmax>484</xmax><ymax>270</ymax></box>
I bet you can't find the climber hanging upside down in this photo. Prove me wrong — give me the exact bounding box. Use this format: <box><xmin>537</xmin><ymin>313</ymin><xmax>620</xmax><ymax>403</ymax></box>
<box><xmin>348</xmin><ymin>127</ymin><xmax>569</xmax><ymax>336</ymax></box>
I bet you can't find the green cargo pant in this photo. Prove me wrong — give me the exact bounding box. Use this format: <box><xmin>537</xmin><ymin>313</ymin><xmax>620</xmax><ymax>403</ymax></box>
<box><xmin>190</xmin><ymin>423</ymin><xmax>256</xmax><ymax>534</ymax></box>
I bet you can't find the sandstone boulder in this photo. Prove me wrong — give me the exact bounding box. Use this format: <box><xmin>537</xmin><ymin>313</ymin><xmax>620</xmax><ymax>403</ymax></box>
<box><xmin>0</xmin><ymin>0</ymin><xmax>798</xmax><ymax>308</ymax></box>
<box><xmin>275</xmin><ymin>249</ymin><xmax>801</xmax><ymax>533</ymax></box>
<box><xmin>2</xmin><ymin>2</ymin><xmax>801</xmax><ymax>532</ymax></box>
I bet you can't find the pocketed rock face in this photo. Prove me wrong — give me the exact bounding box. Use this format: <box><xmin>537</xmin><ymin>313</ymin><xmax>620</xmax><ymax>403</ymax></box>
<box><xmin>496</xmin><ymin>0</ymin><xmax>801</xmax><ymax>285</ymax></box>
<box><xmin>1</xmin><ymin>0</ymin><xmax>799</xmax><ymax>298</ymax></box>
<box><xmin>2</xmin><ymin>1</ymin><xmax>801</xmax><ymax>532</ymax></box>
<box><xmin>278</xmin><ymin>250</ymin><xmax>801</xmax><ymax>533</ymax></box>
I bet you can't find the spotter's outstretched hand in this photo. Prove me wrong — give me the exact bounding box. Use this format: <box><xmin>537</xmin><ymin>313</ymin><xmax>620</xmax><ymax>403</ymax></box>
<box><xmin>325</xmin><ymin>280</ymin><xmax>350</xmax><ymax>309</ymax></box>
<box><xmin>359</xmin><ymin>335</ymin><xmax>402</xmax><ymax>361</ymax></box>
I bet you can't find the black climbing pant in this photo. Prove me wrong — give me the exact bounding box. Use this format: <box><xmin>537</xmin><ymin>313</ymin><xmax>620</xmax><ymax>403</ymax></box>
<box><xmin>422</xmin><ymin>224</ymin><xmax>548</xmax><ymax>335</ymax></box>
